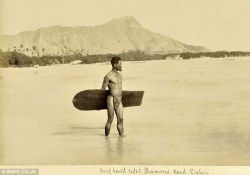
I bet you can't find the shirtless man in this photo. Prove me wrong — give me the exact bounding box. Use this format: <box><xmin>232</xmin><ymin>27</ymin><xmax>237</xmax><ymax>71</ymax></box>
<box><xmin>101</xmin><ymin>56</ymin><xmax>124</xmax><ymax>136</ymax></box>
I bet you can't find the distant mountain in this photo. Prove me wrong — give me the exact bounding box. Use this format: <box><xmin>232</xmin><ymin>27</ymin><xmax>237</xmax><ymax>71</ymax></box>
<box><xmin>0</xmin><ymin>16</ymin><xmax>208</xmax><ymax>55</ymax></box>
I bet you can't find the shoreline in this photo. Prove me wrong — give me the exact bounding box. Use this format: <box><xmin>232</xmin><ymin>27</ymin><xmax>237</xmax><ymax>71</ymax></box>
<box><xmin>1</xmin><ymin>56</ymin><xmax>250</xmax><ymax>70</ymax></box>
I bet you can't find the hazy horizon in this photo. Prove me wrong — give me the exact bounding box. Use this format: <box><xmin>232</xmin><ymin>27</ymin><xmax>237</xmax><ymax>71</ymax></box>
<box><xmin>1</xmin><ymin>0</ymin><xmax>250</xmax><ymax>51</ymax></box>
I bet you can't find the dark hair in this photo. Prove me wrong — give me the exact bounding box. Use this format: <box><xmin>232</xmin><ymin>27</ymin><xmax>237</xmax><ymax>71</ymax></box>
<box><xmin>111</xmin><ymin>56</ymin><xmax>121</xmax><ymax>67</ymax></box>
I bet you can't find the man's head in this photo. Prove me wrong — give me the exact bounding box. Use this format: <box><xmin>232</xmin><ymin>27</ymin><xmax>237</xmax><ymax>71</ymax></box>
<box><xmin>111</xmin><ymin>56</ymin><xmax>122</xmax><ymax>71</ymax></box>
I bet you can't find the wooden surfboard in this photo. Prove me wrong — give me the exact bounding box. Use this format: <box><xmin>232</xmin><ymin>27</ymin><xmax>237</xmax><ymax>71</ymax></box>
<box><xmin>72</xmin><ymin>89</ymin><xmax>144</xmax><ymax>110</ymax></box>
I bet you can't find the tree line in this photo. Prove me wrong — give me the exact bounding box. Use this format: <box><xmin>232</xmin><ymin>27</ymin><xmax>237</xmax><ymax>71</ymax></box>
<box><xmin>1</xmin><ymin>49</ymin><xmax>250</xmax><ymax>68</ymax></box>
<box><xmin>179</xmin><ymin>51</ymin><xmax>250</xmax><ymax>59</ymax></box>
<box><xmin>7</xmin><ymin>44</ymin><xmax>89</xmax><ymax>57</ymax></box>
<box><xmin>0</xmin><ymin>50</ymin><xmax>165</xmax><ymax>67</ymax></box>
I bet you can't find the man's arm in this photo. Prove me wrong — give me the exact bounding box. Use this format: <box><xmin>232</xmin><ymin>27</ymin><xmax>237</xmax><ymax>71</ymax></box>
<box><xmin>101</xmin><ymin>75</ymin><xmax>109</xmax><ymax>90</ymax></box>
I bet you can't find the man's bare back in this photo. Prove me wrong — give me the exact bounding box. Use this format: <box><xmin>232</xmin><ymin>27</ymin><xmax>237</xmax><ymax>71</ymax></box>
<box><xmin>101</xmin><ymin>57</ymin><xmax>124</xmax><ymax>136</ymax></box>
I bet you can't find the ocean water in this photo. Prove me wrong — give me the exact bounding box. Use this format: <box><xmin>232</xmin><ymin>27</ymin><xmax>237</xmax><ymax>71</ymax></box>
<box><xmin>1</xmin><ymin>59</ymin><xmax>250</xmax><ymax>165</ymax></box>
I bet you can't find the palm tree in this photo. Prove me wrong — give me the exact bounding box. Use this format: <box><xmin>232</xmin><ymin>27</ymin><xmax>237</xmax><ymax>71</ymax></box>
<box><xmin>42</xmin><ymin>48</ymin><xmax>45</xmax><ymax>56</ymax></box>
<box><xmin>69</xmin><ymin>49</ymin><xmax>72</xmax><ymax>55</ymax></box>
<box><xmin>32</xmin><ymin>46</ymin><xmax>36</xmax><ymax>55</ymax></box>
<box><xmin>19</xmin><ymin>44</ymin><xmax>24</xmax><ymax>54</ymax></box>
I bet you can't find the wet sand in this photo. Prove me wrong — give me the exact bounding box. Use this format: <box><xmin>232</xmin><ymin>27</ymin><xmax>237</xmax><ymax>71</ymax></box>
<box><xmin>1</xmin><ymin>58</ymin><xmax>250</xmax><ymax>165</ymax></box>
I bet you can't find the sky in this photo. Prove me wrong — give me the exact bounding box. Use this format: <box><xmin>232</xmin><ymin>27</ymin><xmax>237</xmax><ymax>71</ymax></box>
<box><xmin>1</xmin><ymin>0</ymin><xmax>250</xmax><ymax>51</ymax></box>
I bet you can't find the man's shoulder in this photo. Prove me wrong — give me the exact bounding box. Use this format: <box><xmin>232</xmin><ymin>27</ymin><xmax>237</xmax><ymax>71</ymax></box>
<box><xmin>104</xmin><ymin>71</ymin><xmax>113</xmax><ymax>79</ymax></box>
<box><xmin>105</xmin><ymin>70</ymin><xmax>122</xmax><ymax>78</ymax></box>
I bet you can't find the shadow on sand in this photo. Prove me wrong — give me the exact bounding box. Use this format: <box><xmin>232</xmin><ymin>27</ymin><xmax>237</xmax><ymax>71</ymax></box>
<box><xmin>52</xmin><ymin>126</ymin><xmax>104</xmax><ymax>136</ymax></box>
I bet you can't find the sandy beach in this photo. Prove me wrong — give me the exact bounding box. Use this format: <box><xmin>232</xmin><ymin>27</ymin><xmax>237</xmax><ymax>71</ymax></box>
<box><xmin>1</xmin><ymin>58</ymin><xmax>250</xmax><ymax>165</ymax></box>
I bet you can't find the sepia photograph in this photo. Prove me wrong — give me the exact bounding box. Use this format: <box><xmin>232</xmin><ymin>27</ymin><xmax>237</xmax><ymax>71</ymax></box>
<box><xmin>0</xmin><ymin>0</ymin><xmax>250</xmax><ymax>174</ymax></box>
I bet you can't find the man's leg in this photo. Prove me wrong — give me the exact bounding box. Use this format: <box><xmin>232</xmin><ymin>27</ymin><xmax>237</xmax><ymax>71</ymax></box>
<box><xmin>105</xmin><ymin>96</ymin><xmax>114</xmax><ymax>136</ymax></box>
<box><xmin>115</xmin><ymin>104</ymin><xmax>124</xmax><ymax>136</ymax></box>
